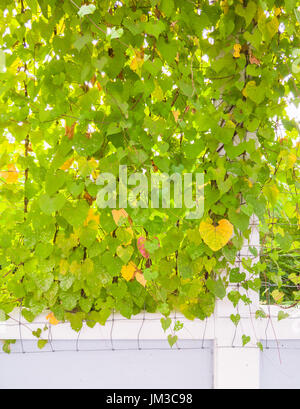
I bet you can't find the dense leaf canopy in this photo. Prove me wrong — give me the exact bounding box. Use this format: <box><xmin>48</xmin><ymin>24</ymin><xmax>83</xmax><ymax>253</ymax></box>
<box><xmin>0</xmin><ymin>0</ymin><xmax>299</xmax><ymax>344</ymax></box>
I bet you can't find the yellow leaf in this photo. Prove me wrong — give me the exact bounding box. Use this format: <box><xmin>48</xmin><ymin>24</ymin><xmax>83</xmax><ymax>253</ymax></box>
<box><xmin>271</xmin><ymin>290</ymin><xmax>284</xmax><ymax>304</ymax></box>
<box><xmin>274</xmin><ymin>7</ymin><xmax>281</xmax><ymax>16</ymax></box>
<box><xmin>286</xmin><ymin>153</ymin><xmax>297</xmax><ymax>169</ymax></box>
<box><xmin>135</xmin><ymin>272</ymin><xmax>147</xmax><ymax>287</ymax></box>
<box><xmin>233</xmin><ymin>43</ymin><xmax>242</xmax><ymax>58</ymax></box>
<box><xmin>121</xmin><ymin>261</ymin><xmax>137</xmax><ymax>281</ymax></box>
<box><xmin>112</xmin><ymin>209</ymin><xmax>128</xmax><ymax>225</ymax></box>
<box><xmin>0</xmin><ymin>164</ymin><xmax>19</xmax><ymax>184</ymax></box>
<box><xmin>172</xmin><ymin>110</ymin><xmax>180</xmax><ymax>122</ymax></box>
<box><xmin>88</xmin><ymin>157</ymin><xmax>98</xmax><ymax>170</ymax></box>
<box><xmin>256</xmin><ymin>6</ymin><xmax>266</xmax><ymax>23</ymax></box>
<box><xmin>70</xmin><ymin>260</ymin><xmax>81</xmax><ymax>276</ymax></box>
<box><xmin>152</xmin><ymin>81</ymin><xmax>164</xmax><ymax>101</ymax></box>
<box><xmin>46</xmin><ymin>312</ymin><xmax>59</xmax><ymax>326</ymax></box>
<box><xmin>220</xmin><ymin>0</ymin><xmax>229</xmax><ymax>14</ymax></box>
<box><xmin>60</xmin><ymin>157</ymin><xmax>74</xmax><ymax>171</ymax></box>
<box><xmin>199</xmin><ymin>219</ymin><xmax>233</xmax><ymax>252</ymax></box>
<box><xmin>84</xmin><ymin>208</ymin><xmax>100</xmax><ymax>229</ymax></box>
<box><xmin>242</xmin><ymin>80</ymin><xmax>256</xmax><ymax>98</ymax></box>
<box><xmin>130</xmin><ymin>50</ymin><xmax>144</xmax><ymax>72</ymax></box>
<box><xmin>244</xmin><ymin>177</ymin><xmax>253</xmax><ymax>188</ymax></box>
<box><xmin>263</xmin><ymin>183</ymin><xmax>279</xmax><ymax>206</ymax></box>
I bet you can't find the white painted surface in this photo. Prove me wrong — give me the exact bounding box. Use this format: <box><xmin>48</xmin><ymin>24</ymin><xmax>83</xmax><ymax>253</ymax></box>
<box><xmin>0</xmin><ymin>340</ymin><xmax>213</xmax><ymax>389</ymax></box>
<box><xmin>260</xmin><ymin>340</ymin><xmax>300</xmax><ymax>389</ymax></box>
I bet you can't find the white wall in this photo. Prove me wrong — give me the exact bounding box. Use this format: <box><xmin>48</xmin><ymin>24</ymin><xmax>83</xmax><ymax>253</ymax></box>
<box><xmin>260</xmin><ymin>340</ymin><xmax>300</xmax><ymax>389</ymax></box>
<box><xmin>0</xmin><ymin>340</ymin><xmax>213</xmax><ymax>389</ymax></box>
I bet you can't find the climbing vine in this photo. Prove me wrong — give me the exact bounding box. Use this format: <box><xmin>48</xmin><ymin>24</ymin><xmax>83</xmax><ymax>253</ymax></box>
<box><xmin>0</xmin><ymin>0</ymin><xmax>299</xmax><ymax>351</ymax></box>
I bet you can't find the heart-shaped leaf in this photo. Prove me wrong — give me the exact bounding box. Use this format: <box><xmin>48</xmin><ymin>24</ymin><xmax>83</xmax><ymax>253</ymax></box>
<box><xmin>199</xmin><ymin>219</ymin><xmax>234</xmax><ymax>251</ymax></box>
<box><xmin>168</xmin><ymin>334</ymin><xmax>178</xmax><ymax>348</ymax></box>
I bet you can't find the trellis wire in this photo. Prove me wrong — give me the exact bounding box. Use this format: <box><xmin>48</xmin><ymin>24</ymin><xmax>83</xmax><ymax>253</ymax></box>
<box><xmin>0</xmin><ymin>219</ymin><xmax>299</xmax><ymax>356</ymax></box>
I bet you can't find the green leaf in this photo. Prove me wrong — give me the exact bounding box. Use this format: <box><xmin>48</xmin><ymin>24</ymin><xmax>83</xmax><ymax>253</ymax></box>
<box><xmin>37</xmin><ymin>340</ymin><xmax>48</xmax><ymax>349</ymax></box>
<box><xmin>242</xmin><ymin>335</ymin><xmax>251</xmax><ymax>346</ymax></box>
<box><xmin>61</xmin><ymin>200</ymin><xmax>90</xmax><ymax>228</ymax></box>
<box><xmin>228</xmin><ymin>208</ymin><xmax>250</xmax><ymax>232</ymax></box>
<box><xmin>256</xmin><ymin>309</ymin><xmax>267</xmax><ymax>319</ymax></box>
<box><xmin>145</xmin><ymin>21</ymin><xmax>165</xmax><ymax>39</ymax></box>
<box><xmin>229</xmin><ymin>268</ymin><xmax>246</xmax><ymax>283</ymax></box>
<box><xmin>144</xmin><ymin>268</ymin><xmax>159</xmax><ymax>281</ymax></box>
<box><xmin>39</xmin><ymin>194</ymin><xmax>66</xmax><ymax>215</ymax></box>
<box><xmin>160</xmin><ymin>0</ymin><xmax>175</xmax><ymax>17</ymax></box>
<box><xmin>65</xmin><ymin>312</ymin><xmax>85</xmax><ymax>332</ymax></box>
<box><xmin>235</xmin><ymin>1</ymin><xmax>257</xmax><ymax>27</ymax></box>
<box><xmin>206</xmin><ymin>278</ymin><xmax>226</xmax><ymax>300</ymax></box>
<box><xmin>278</xmin><ymin>311</ymin><xmax>289</xmax><ymax>321</ymax></box>
<box><xmin>161</xmin><ymin>317</ymin><xmax>172</xmax><ymax>332</ymax></box>
<box><xmin>167</xmin><ymin>334</ymin><xmax>178</xmax><ymax>348</ymax></box>
<box><xmin>60</xmin><ymin>293</ymin><xmax>80</xmax><ymax>311</ymax></box>
<box><xmin>2</xmin><ymin>340</ymin><xmax>16</xmax><ymax>354</ymax></box>
<box><xmin>230</xmin><ymin>314</ymin><xmax>241</xmax><ymax>327</ymax></box>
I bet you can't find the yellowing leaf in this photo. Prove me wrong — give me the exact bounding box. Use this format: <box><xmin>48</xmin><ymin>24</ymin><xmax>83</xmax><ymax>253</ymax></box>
<box><xmin>263</xmin><ymin>183</ymin><xmax>279</xmax><ymax>206</ymax></box>
<box><xmin>130</xmin><ymin>50</ymin><xmax>144</xmax><ymax>72</ymax></box>
<box><xmin>242</xmin><ymin>80</ymin><xmax>256</xmax><ymax>98</ymax></box>
<box><xmin>274</xmin><ymin>7</ymin><xmax>281</xmax><ymax>16</ymax></box>
<box><xmin>65</xmin><ymin>122</ymin><xmax>76</xmax><ymax>140</ymax></box>
<box><xmin>60</xmin><ymin>157</ymin><xmax>74</xmax><ymax>171</ymax></box>
<box><xmin>286</xmin><ymin>153</ymin><xmax>297</xmax><ymax>169</ymax></box>
<box><xmin>249</xmin><ymin>52</ymin><xmax>261</xmax><ymax>65</ymax></box>
<box><xmin>135</xmin><ymin>271</ymin><xmax>147</xmax><ymax>287</ymax></box>
<box><xmin>70</xmin><ymin>260</ymin><xmax>81</xmax><ymax>276</ymax></box>
<box><xmin>88</xmin><ymin>157</ymin><xmax>98</xmax><ymax>170</ymax></box>
<box><xmin>256</xmin><ymin>6</ymin><xmax>266</xmax><ymax>23</ymax></box>
<box><xmin>233</xmin><ymin>43</ymin><xmax>242</xmax><ymax>58</ymax></box>
<box><xmin>46</xmin><ymin>312</ymin><xmax>59</xmax><ymax>326</ymax></box>
<box><xmin>121</xmin><ymin>261</ymin><xmax>137</xmax><ymax>281</ymax></box>
<box><xmin>266</xmin><ymin>17</ymin><xmax>279</xmax><ymax>39</ymax></box>
<box><xmin>0</xmin><ymin>164</ymin><xmax>19</xmax><ymax>184</ymax></box>
<box><xmin>271</xmin><ymin>290</ymin><xmax>284</xmax><ymax>304</ymax></box>
<box><xmin>220</xmin><ymin>0</ymin><xmax>229</xmax><ymax>14</ymax></box>
<box><xmin>244</xmin><ymin>177</ymin><xmax>253</xmax><ymax>188</ymax></box>
<box><xmin>84</xmin><ymin>192</ymin><xmax>95</xmax><ymax>205</ymax></box>
<box><xmin>112</xmin><ymin>209</ymin><xmax>128</xmax><ymax>225</ymax></box>
<box><xmin>60</xmin><ymin>259</ymin><xmax>69</xmax><ymax>275</ymax></box>
<box><xmin>172</xmin><ymin>110</ymin><xmax>180</xmax><ymax>122</ymax></box>
<box><xmin>152</xmin><ymin>81</ymin><xmax>164</xmax><ymax>101</ymax></box>
<box><xmin>84</xmin><ymin>208</ymin><xmax>100</xmax><ymax>229</ymax></box>
<box><xmin>199</xmin><ymin>219</ymin><xmax>234</xmax><ymax>251</ymax></box>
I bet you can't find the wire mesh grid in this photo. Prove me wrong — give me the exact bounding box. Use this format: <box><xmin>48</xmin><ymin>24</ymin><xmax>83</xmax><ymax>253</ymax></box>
<box><xmin>0</xmin><ymin>216</ymin><xmax>299</xmax><ymax>355</ymax></box>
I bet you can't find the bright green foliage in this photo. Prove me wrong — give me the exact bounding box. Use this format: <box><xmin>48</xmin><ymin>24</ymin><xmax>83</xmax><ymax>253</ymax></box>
<box><xmin>0</xmin><ymin>0</ymin><xmax>299</xmax><ymax>347</ymax></box>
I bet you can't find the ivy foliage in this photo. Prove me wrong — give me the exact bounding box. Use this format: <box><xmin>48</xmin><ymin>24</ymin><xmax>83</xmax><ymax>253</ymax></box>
<box><xmin>0</xmin><ymin>0</ymin><xmax>299</xmax><ymax>344</ymax></box>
